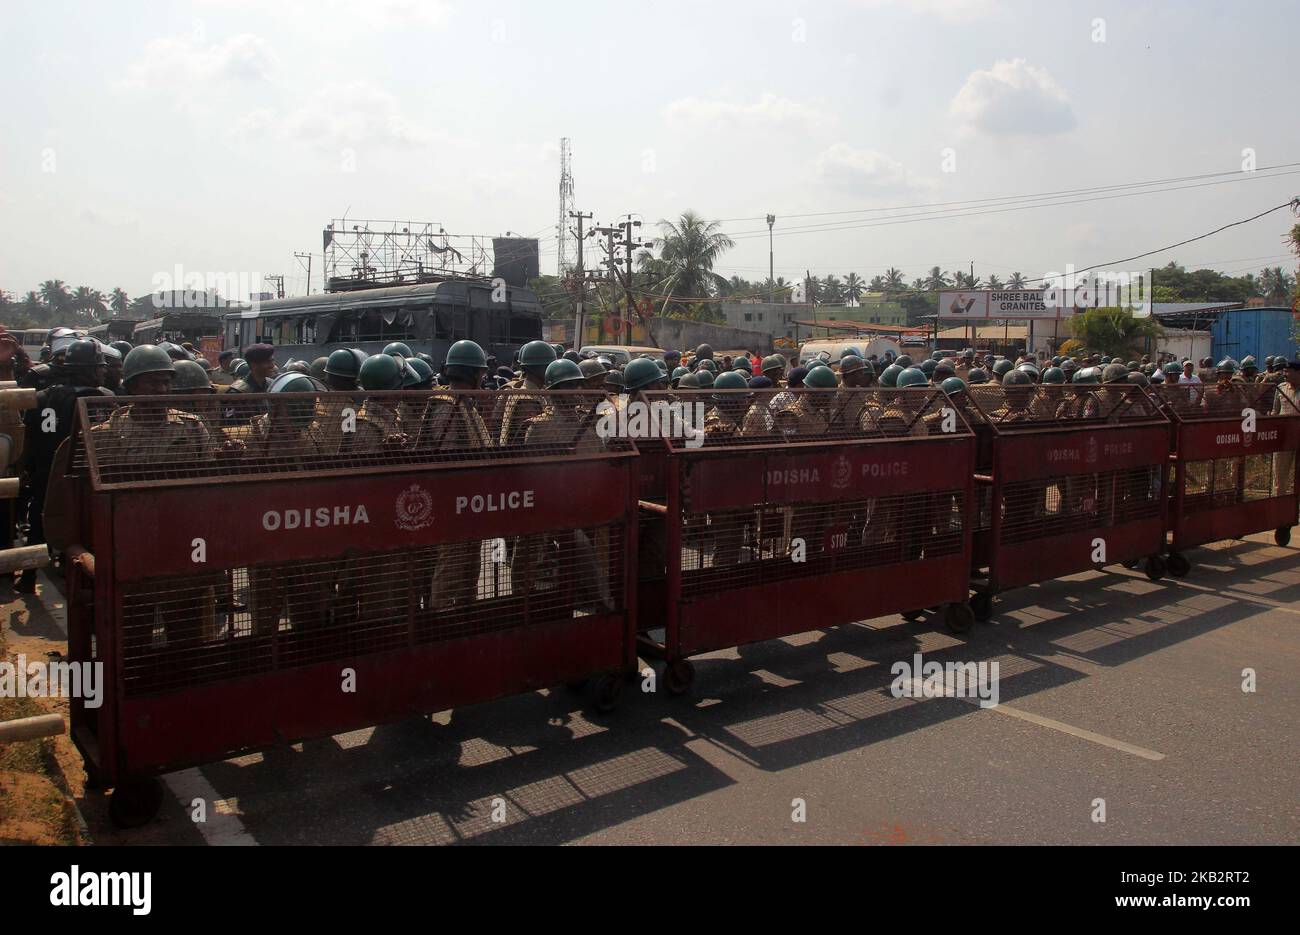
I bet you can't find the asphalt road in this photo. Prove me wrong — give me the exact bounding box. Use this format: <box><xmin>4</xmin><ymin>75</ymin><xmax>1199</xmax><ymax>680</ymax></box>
<box><xmin>13</xmin><ymin>531</ymin><xmax>1300</xmax><ymax>845</ymax></box>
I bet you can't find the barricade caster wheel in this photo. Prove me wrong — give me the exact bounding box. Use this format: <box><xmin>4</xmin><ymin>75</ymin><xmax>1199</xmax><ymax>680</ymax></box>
<box><xmin>589</xmin><ymin>673</ymin><xmax>623</xmax><ymax>714</ymax></box>
<box><xmin>109</xmin><ymin>777</ymin><xmax>164</xmax><ymax>829</ymax></box>
<box><xmin>901</xmin><ymin>610</ymin><xmax>925</xmax><ymax>622</ymax></box>
<box><xmin>971</xmin><ymin>592</ymin><xmax>994</xmax><ymax>623</ymax></box>
<box><xmin>664</xmin><ymin>659</ymin><xmax>695</xmax><ymax>696</ymax></box>
<box><xmin>1276</xmin><ymin>526</ymin><xmax>1292</xmax><ymax>547</ymax></box>
<box><xmin>1143</xmin><ymin>555</ymin><xmax>1166</xmax><ymax>582</ymax></box>
<box><xmin>943</xmin><ymin>602</ymin><xmax>975</xmax><ymax>634</ymax></box>
<box><xmin>1166</xmin><ymin>552</ymin><xmax>1191</xmax><ymax>578</ymax></box>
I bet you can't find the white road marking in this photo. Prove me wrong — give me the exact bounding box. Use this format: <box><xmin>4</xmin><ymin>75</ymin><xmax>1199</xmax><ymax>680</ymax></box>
<box><xmin>163</xmin><ymin>768</ymin><xmax>259</xmax><ymax>846</ymax></box>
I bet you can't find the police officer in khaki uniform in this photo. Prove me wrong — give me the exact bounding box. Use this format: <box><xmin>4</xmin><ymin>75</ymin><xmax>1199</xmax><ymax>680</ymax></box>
<box><xmin>498</xmin><ymin>340</ymin><xmax>556</xmax><ymax>448</ymax></box>
<box><xmin>347</xmin><ymin>354</ymin><xmax>408</xmax><ymax>454</ymax></box>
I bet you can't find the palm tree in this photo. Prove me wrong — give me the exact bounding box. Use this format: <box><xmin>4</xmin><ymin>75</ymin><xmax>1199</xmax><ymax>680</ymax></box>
<box><xmin>1068</xmin><ymin>307</ymin><xmax>1164</xmax><ymax>359</ymax></box>
<box><xmin>110</xmin><ymin>287</ymin><xmax>130</xmax><ymax>316</ymax></box>
<box><xmin>19</xmin><ymin>291</ymin><xmax>43</xmax><ymax>321</ymax></box>
<box><xmin>868</xmin><ymin>275</ymin><xmax>886</xmax><ymax>291</ymax></box>
<box><xmin>987</xmin><ymin>274</ymin><xmax>1004</xmax><ymax>290</ymax></box>
<box><xmin>823</xmin><ymin>275</ymin><xmax>845</xmax><ymax>304</ymax></box>
<box><xmin>884</xmin><ymin>267</ymin><xmax>905</xmax><ymax>291</ymax></box>
<box><xmin>72</xmin><ymin>286</ymin><xmax>106</xmax><ymax>320</ymax></box>
<box><xmin>1008</xmin><ymin>271</ymin><xmax>1027</xmax><ymax>288</ymax></box>
<box><xmin>39</xmin><ymin>279</ymin><xmax>70</xmax><ymax>316</ymax></box>
<box><xmin>1259</xmin><ymin>266</ymin><xmax>1295</xmax><ymax>301</ymax></box>
<box><xmin>844</xmin><ymin>272</ymin><xmax>865</xmax><ymax>304</ymax></box>
<box><xmin>924</xmin><ymin>267</ymin><xmax>951</xmax><ymax>291</ymax></box>
<box><xmin>638</xmin><ymin>210</ymin><xmax>735</xmax><ymax>321</ymax></box>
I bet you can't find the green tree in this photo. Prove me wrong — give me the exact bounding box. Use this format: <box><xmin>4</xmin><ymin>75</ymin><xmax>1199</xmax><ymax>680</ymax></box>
<box><xmin>883</xmin><ymin>267</ymin><xmax>905</xmax><ymax>291</ymax></box>
<box><xmin>823</xmin><ymin>275</ymin><xmax>844</xmax><ymax>303</ymax></box>
<box><xmin>39</xmin><ymin>279</ymin><xmax>70</xmax><ymax>317</ymax></box>
<box><xmin>72</xmin><ymin>286</ymin><xmax>106</xmax><ymax>321</ymax></box>
<box><xmin>987</xmin><ymin>274</ymin><xmax>1004</xmax><ymax>289</ymax></box>
<box><xmin>637</xmin><ymin>210</ymin><xmax>734</xmax><ymax>321</ymax></box>
<box><xmin>844</xmin><ymin>272</ymin><xmax>865</xmax><ymax>304</ymax></box>
<box><xmin>1008</xmin><ymin>272</ymin><xmax>1027</xmax><ymax>288</ymax></box>
<box><xmin>1068</xmin><ymin>306</ymin><xmax>1164</xmax><ymax>359</ymax></box>
<box><xmin>923</xmin><ymin>267</ymin><xmax>951</xmax><ymax>291</ymax></box>
<box><xmin>110</xmin><ymin>287</ymin><xmax>130</xmax><ymax>316</ymax></box>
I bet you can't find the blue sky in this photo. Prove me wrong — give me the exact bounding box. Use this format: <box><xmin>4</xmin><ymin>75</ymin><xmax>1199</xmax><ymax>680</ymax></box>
<box><xmin>2</xmin><ymin>0</ymin><xmax>1298</xmax><ymax>300</ymax></box>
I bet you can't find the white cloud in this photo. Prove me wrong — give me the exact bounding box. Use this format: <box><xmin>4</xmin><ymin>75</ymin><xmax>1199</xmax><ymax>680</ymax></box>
<box><xmin>859</xmin><ymin>0</ymin><xmax>1002</xmax><ymax>23</ymax></box>
<box><xmin>949</xmin><ymin>59</ymin><xmax>1075</xmax><ymax>136</ymax></box>
<box><xmin>815</xmin><ymin>144</ymin><xmax>932</xmax><ymax>194</ymax></box>
<box><xmin>663</xmin><ymin>93</ymin><xmax>830</xmax><ymax>130</ymax></box>
<box><xmin>119</xmin><ymin>33</ymin><xmax>278</xmax><ymax>89</ymax></box>
<box><xmin>281</xmin><ymin>82</ymin><xmax>438</xmax><ymax>148</ymax></box>
<box><xmin>198</xmin><ymin>0</ymin><xmax>454</xmax><ymax>39</ymax></box>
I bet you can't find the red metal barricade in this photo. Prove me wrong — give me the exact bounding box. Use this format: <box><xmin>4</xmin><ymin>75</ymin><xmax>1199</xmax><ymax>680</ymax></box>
<box><xmin>965</xmin><ymin>383</ymin><xmax>1172</xmax><ymax>620</ymax></box>
<box><xmin>636</xmin><ymin>387</ymin><xmax>977</xmax><ymax>691</ymax></box>
<box><xmin>65</xmin><ymin>389</ymin><xmax>638</xmax><ymax>825</ymax></box>
<box><xmin>1154</xmin><ymin>382</ymin><xmax>1300</xmax><ymax>574</ymax></box>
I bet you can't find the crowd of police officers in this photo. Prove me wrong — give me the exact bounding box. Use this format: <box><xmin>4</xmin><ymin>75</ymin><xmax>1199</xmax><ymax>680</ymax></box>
<box><xmin>3</xmin><ymin>324</ymin><xmax>1299</xmax><ymax>606</ymax></box>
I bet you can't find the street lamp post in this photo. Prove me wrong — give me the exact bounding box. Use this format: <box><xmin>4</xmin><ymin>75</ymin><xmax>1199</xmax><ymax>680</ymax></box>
<box><xmin>766</xmin><ymin>214</ymin><xmax>776</xmax><ymax>302</ymax></box>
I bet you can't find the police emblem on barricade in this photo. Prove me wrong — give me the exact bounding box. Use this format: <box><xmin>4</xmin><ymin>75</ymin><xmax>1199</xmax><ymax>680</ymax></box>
<box><xmin>831</xmin><ymin>453</ymin><xmax>852</xmax><ymax>491</ymax></box>
<box><xmin>1086</xmin><ymin>435</ymin><xmax>1098</xmax><ymax>466</ymax></box>
<box><xmin>395</xmin><ymin>484</ymin><xmax>434</xmax><ymax>531</ymax></box>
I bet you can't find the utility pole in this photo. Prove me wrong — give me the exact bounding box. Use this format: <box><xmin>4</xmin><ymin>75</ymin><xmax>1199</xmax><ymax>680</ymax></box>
<box><xmin>265</xmin><ymin>274</ymin><xmax>285</xmax><ymax>300</ymax></box>
<box><xmin>569</xmin><ymin>209</ymin><xmax>591</xmax><ymax>346</ymax></box>
<box><xmin>294</xmin><ymin>252</ymin><xmax>313</xmax><ymax>295</ymax></box>
<box><xmin>767</xmin><ymin>214</ymin><xmax>776</xmax><ymax>302</ymax></box>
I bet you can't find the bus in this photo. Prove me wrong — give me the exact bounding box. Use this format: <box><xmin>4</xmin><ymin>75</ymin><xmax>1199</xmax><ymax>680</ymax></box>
<box><xmin>221</xmin><ymin>280</ymin><xmax>544</xmax><ymax>365</ymax></box>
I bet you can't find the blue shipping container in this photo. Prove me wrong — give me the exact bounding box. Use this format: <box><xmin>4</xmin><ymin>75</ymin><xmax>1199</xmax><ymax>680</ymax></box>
<box><xmin>1211</xmin><ymin>307</ymin><xmax>1297</xmax><ymax>363</ymax></box>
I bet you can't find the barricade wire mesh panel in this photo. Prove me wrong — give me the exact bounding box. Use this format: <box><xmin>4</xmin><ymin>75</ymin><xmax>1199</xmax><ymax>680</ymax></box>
<box><xmin>1154</xmin><ymin>383</ymin><xmax>1297</xmax><ymax>420</ymax></box>
<box><xmin>999</xmin><ymin>467</ymin><xmax>1162</xmax><ymax>544</ymax></box>
<box><xmin>76</xmin><ymin>391</ymin><xmax>631</xmax><ymax>488</ymax></box>
<box><xmin>638</xmin><ymin>388</ymin><xmax>973</xmax><ymax>450</ymax></box>
<box><xmin>678</xmin><ymin>491</ymin><xmax>965</xmax><ymax>599</ymax></box>
<box><xmin>1179</xmin><ymin>457</ymin><xmax>1292</xmax><ymax>510</ymax></box>
<box><xmin>967</xmin><ymin>384</ymin><xmax>1166</xmax><ymax>429</ymax></box>
<box><xmin>119</xmin><ymin>522</ymin><xmax>625</xmax><ymax>697</ymax></box>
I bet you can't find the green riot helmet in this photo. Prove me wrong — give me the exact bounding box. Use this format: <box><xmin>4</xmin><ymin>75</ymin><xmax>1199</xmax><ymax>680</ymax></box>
<box><xmin>1264</xmin><ymin>355</ymin><xmax>1275</xmax><ymax>370</ymax></box>
<box><xmin>404</xmin><ymin>357</ymin><xmax>434</xmax><ymax>387</ymax></box>
<box><xmin>310</xmin><ymin>356</ymin><xmax>329</xmax><ymax>380</ymax></box>
<box><xmin>931</xmin><ymin>350</ymin><xmax>944</xmax><ymax>361</ymax></box>
<box><xmin>551</xmin><ymin>344</ymin><xmax>566</xmax><ymax>358</ymax></box>
<box><xmin>897</xmin><ymin>367</ymin><xmax>928</xmax><ymax>388</ymax></box>
<box><xmin>803</xmin><ymin>365</ymin><xmax>838</xmax><ymax>388</ymax></box>
<box><xmin>325</xmin><ymin>348</ymin><xmax>360</xmax><ymax>380</ymax></box>
<box><xmin>894</xmin><ymin>354</ymin><xmax>913</xmax><ymax>368</ymax></box>
<box><xmin>1073</xmin><ymin>367</ymin><xmax>1100</xmax><ymax>384</ymax></box>
<box><xmin>879</xmin><ymin>363</ymin><xmax>903</xmax><ymax>387</ymax></box>
<box><xmin>919</xmin><ymin>359</ymin><xmax>937</xmax><ymax>376</ymax></box>
<box><xmin>624</xmin><ymin>356</ymin><xmax>665</xmax><ymax>391</ymax></box>
<box><xmin>670</xmin><ymin>366</ymin><xmax>689</xmax><ymax>381</ymax></box>
<box><xmin>694</xmin><ymin>343</ymin><xmax>714</xmax><ymax>362</ymax></box>
<box><xmin>1017</xmin><ymin>363</ymin><xmax>1040</xmax><ymax>382</ymax></box>
<box><xmin>604</xmin><ymin>369</ymin><xmax>626</xmax><ymax>390</ymax></box>
<box><xmin>713</xmin><ymin>371</ymin><xmax>749</xmax><ymax>391</ymax></box>
<box><xmin>1241</xmin><ymin>355</ymin><xmax>1258</xmax><ymax>373</ymax></box>
<box><xmin>940</xmin><ymin>376</ymin><xmax>967</xmax><ymax>396</ymax></box>
<box><xmin>992</xmin><ymin>359</ymin><xmax>1014</xmax><ymax>378</ymax></box>
<box><xmin>1215</xmin><ymin>358</ymin><xmax>1236</xmax><ymax>375</ymax></box>
<box><xmin>1126</xmin><ymin>360</ymin><xmax>1139</xmax><ymax>371</ymax></box>
<box><xmin>358</xmin><ymin>353</ymin><xmax>404</xmax><ymax>390</ymax></box>
<box><xmin>445</xmin><ymin>340</ymin><xmax>488</xmax><ymax>370</ymax></box>
<box><xmin>579</xmin><ymin>359</ymin><xmax>608</xmax><ymax>380</ymax></box>
<box><xmin>732</xmin><ymin>356</ymin><xmax>752</xmax><ymax>373</ymax></box>
<box><xmin>1163</xmin><ymin>362</ymin><xmax>1181</xmax><ymax>376</ymax></box>
<box><xmin>839</xmin><ymin>354</ymin><xmax>866</xmax><ymax>376</ymax></box>
<box><xmin>65</xmin><ymin>338</ymin><xmax>106</xmax><ymax>369</ymax></box>
<box><xmin>655</xmin><ymin>358</ymin><xmax>669</xmax><ymax>373</ymax></box>
<box><xmin>1127</xmin><ymin>371</ymin><xmax>1151</xmax><ymax>388</ymax></box>
<box><xmin>1102</xmin><ymin>363</ymin><xmax>1129</xmax><ymax>384</ymax></box>
<box><xmin>122</xmin><ymin>344</ymin><xmax>177</xmax><ymax>386</ymax></box>
<box><xmin>696</xmin><ymin>358</ymin><xmax>718</xmax><ymax>374</ymax></box>
<box><xmin>966</xmin><ymin>367</ymin><xmax>990</xmax><ymax>385</ymax></box>
<box><xmin>676</xmin><ymin>372</ymin><xmax>700</xmax><ymax>389</ymax></box>
<box><xmin>519</xmin><ymin>340</ymin><xmax>558</xmax><ymax>369</ymax></box>
<box><xmin>269</xmin><ymin>372</ymin><xmax>326</xmax><ymax>394</ymax></box>
<box><xmin>1051</xmin><ymin>356</ymin><xmax>1063</xmax><ymax>367</ymax></box>
<box><xmin>232</xmin><ymin>359</ymin><xmax>250</xmax><ymax>379</ymax></box>
<box><xmin>761</xmin><ymin>354</ymin><xmax>786</xmax><ymax>376</ymax></box>
<box><xmin>695</xmin><ymin>370</ymin><xmax>715</xmax><ymax>388</ymax></box>
<box><xmin>171</xmin><ymin>359</ymin><xmax>214</xmax><ymax>393</ymax></box>
<box><xmin>1001</xmin><ymin>370</ymin><xmax>1031</xmax><ymax>387</ymax></box>
<box><xmin>284</xmin><ymin>360</ymin><xmax>311</xmax><ymax>374</ymax></box>
<box><xmin>1041</xmin><ymin>366</ymin><xmax>1065</xmax><ymax>384</ymax></box>
<box><xmin>544</xmin><ymin>358</ymin><xmax>586</xmax><ymax>389</ymax></box>
<box><xmin>383</xmin><ymin>342</ymin><xmax>412</xmax><ymax>358</ymax></box>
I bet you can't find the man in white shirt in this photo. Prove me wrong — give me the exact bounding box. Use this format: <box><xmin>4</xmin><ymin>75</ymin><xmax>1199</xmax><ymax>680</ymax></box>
<box><xmin>1179</xmin><ymin>360</ymin><xmax>1202</xmax><ymax>384</ymax></box>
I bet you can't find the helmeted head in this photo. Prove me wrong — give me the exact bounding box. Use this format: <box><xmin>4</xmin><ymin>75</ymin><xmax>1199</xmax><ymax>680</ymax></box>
<box><xmin>171</xmin><ymin>359</ymin><xmax>214</xmax><ymax>394</ymax></box>
<box><xmin>1041</xmin><ymin>366</ymin><xmax>1065</xmax><ymax>385</ymax></box>
<box><xmin>404</xmin><ymin>357</ymin><xmax>434</xmax><ymax>388</ymax></box>
<box><xmin>444</xmin><ymin>340</ymin><xmax>488</xmax><ymax>388</ymax></box>
<box><xmin>897</xmin><ymin>367</ymin><xmax>928</xmax><ymax>388</ymax></box>
<box><xmin>122</xmin><ymin>344</ymin><xmax>176</xmax><ymax>395</ymax></box>
<box><xmin>544</xmin><ymin>358</ymin><xmax>586</xmax><ymax>390</ymax></box>
<box><xmin>324</xmin><ymin>348</ymin><xmax>361</xmax><ymax>389</ymax></box>
<box><xmin>624</xmin><ymin>356</ymin><xmax>666</xmax><ymax>392</ymax></box>
<box><xmin>1102</xmin><ymin>363</ymin><xmax>1129</xmax><ymax>384</ymax></box>
<box><xmin>966</xmin><ymin>367</ymin><xmax>989</xmax><ymax>385</ymax></box>
<box><xmin>518</xmin><ymin>340</ymin><xmax>557</xmax><ymax>378</ymax></box>
<box><xmin>993</xmin><ymin>359</ymin><xmax>1014</xmax><ymax>378</ymax></box>
<box><xmin>359</xmin><ymin>352</ymin><xmax>405</xmax><ymax>391</ymax></box>
<box><xmin>803</xmin><ymin>365</ymin><xmax>838</xmax><ymax>390</ymax></box>
<box><xmin>879</xmin><ymin>364</ymin><xmax>903</xmax><ymax>388</ymax></box>
<box><xmin>940</xmin><ymin>376</ymin><xmax>967</xmax><ymax>397</ymax></box>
